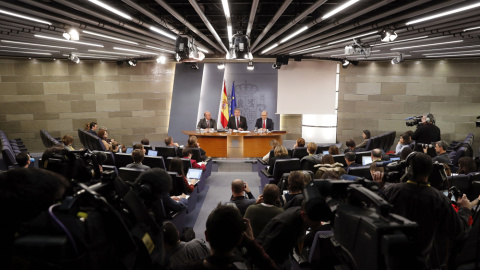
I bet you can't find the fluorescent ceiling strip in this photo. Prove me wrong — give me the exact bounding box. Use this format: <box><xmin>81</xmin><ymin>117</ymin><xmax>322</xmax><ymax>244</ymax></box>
<box><xmin>88</xmin><ymin>49</ymin><xmax>139</xmax><ymax>56</ymax></box>
<box><xmin>72</xmin><ymin>53</ymin><xmax>121</xmax><ymax>57</ymax></box>
<box><xmin>82</xmin><ymin>30</ymin><xmax>138</xmax><ymax>45</ymax></box>
<box><xmin>0</xmin><ymin>45</ymin><xmax>58</xmax><ymax>52</ymax></box>
<box><xmin>221</xmin><ymin>0</ymin><xmax>231</xmax><ymax>18</ymax></box>
<box><xmin>290</xmin><ymin>45</ymin><xmax>322</xmax><ymax>54</ymax></box>
<box><xmin>328</xmin><ymin>31</ymin><xmax>378</xmax><ymax>45</ymax></box>
<box><xmin>0</xmin><ymin>9</ymin><xmax>51</xmax><ymax>25</ymax></box>
<box><xmin>197</xmin><ymin>47</ymin><xmax>209</xmax><ymax>54</ymax></box>
<box><xmin>114</xmin><ymin>47</ymin><xmax>157</xmax><ymax>54</ymax></box>
<box><xmin>227</xmin><ymin>25</ymin><xmax>233</xmax><ymax>42</ymax></box>
<box><xmin>88</xmin><ymin>0</ymin><xmax>132</xmax><ymax>20</ymax></box>
<box><xmin>62</xmin><ymin>54</ymin><xmax>118</xmax><ymax>59</ymax></box>
<box><xmin>0</xmin><ymin>49</ymin><xmax>51</xmax><ymax>55</ymax></box>
<box><xmin>280</xmin><ymin>26</ymin><xmax>309</xmax><ymax>43</ymax></box>
<box><xmin>330</xmin><ymin>50</ymin><xmax>381</xmax><ymax>57</ymax></box>
<box><xmin>373</xmin><ymin>36</ymin><xmax>429</xmax><ymax>47</ymax></box>
<box><xmin>423</xmin><ymin>49</ymin><xmax>480</xmax><ymax>56</ymax></box>
<box><xmin>261</xmin><ymin>43</ymin><xmax>279</xmax><ymax>54</ymax></box>
<box><xmin>354</xmin><ymin>55</ymin><xmax>411</xmax><ymax>60</ymax></box>
<box><xmin>406</xmin><ymin>3</ymin><xmax>480</xmax><ymax>25</ymax></box>
<box><xmin>425</xmin><ymin>53</ymin><xmax>480</xmax><ymax>58</ymax></box>
<box><xmin>464</xmin><ymin>26</ymin><xmax>480</xmax><ymax>32</ymax></box>
<box><xmin>35</xmin><ymin>35</ymin><xmax>104</xmax><ymax>47</ymax></box>
<box><xmin>149</xmin><ymin>26</ymin><xmax>177</xmax><ymax>40</ymax></box>
<box><xmin>145</xmin><ymin>45</ymin><xmax>175</xmax><ymax>54</ymax></box>
<box><xmin>311</xmin><ymin>49</ymin><xmax>345</xmax><ymax>55</ymax></box>
<box><xmin>1</xmin><ymin>40</ymin><xmax>77</xmax><ymax>50</ymax></box>
<box><xmin>391</xmin><ymin>40</ymin><xmax>463</xmax><ymax>50</ymax></box>
<box><xmin>412</xmin><ymin>44</ymin><xmax>480</xmax><ymax>53</ymax></box>
<box><xmin>322</xmin><ymin>0</ymin><xmax>360</xmax><ymax>20</ymax></box>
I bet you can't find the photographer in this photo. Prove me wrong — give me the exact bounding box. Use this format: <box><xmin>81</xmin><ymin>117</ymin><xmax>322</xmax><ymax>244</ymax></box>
<box><xmin>380</xmin><ymin>153</ymin><xmax>472</xmax><ymax>267</ymax></box>
<box><xmin>411</xmin><ymin>113</ymin><xmax>441</xmax><ymax>156</ymax></box>
<box><xmin>431</xmin><ymin>140</ymin><xmax>450</xmax><ymax>164</ymax></box>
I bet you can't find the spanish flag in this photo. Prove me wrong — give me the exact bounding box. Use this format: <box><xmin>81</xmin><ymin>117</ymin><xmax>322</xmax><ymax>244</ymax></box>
<box><xmin>220</xmin><ymin>81</ymin><xmax>229</xmax><ymax>128</ymax></box>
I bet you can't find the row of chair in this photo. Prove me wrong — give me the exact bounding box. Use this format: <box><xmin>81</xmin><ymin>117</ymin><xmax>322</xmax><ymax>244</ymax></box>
<box><xmin>1</xmin><ymin>130</ymin><xmax>28</xmax><ymax>169</ymax></box>
<box><xmin>447</xmin><ymin>172</ymin><xmax>480</xmax><ymax>201</ymax></box>
<box><xmin>362</xmin><ymin>131</ymin><xmax>396</xmax><ymax>153</ymax></box>
<box><xmin>40</xmin><ymin>130</ymin><xmax>62</xmax><ymax>149</ymax></box>
<box><xmin>77</xmin><ymin>129</ymin><xmax>106</xmax><ymax>151</ymax></box>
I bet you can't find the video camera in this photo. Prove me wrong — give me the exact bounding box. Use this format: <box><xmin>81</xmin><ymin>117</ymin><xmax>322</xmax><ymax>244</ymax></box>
<box><xmin>303</xmin><ymin>179</ymin><xmax>420</xmax><ymax>270</ymax></box>
<box><xmin>405</xmin><ymin>115</ymin><xmax>423</xmax><ymax>127</ymax></box>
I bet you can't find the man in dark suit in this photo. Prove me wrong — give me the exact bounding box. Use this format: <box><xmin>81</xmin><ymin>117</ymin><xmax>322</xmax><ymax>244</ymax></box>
<box><xmin>196</xmin><ymin>111</ymin><xmax>217</xmax><ymax>130</ymax></box>
<box><xmin>227</xmin><ymin>108</ymin><xmax>248</xmax><ymax>130</ymax></box>
<box><xmin>255</xmin><ymin>111</ymin><xmax>274</xmax><ymax>131</ymax></box>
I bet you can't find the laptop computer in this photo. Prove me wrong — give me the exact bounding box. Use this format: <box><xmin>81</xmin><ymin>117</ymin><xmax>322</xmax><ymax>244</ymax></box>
<box><xmin>362</xmin><ymin>156</ymin><xmax>373</xmax><ymax>165</ymax></box>
<box><xmin>323</xmin><ymin>150</ymin><xmax>329</xmax><ymax>155</ymax></box>
<box><xmin>147</xmin><ymin>150</ymin><xmax>157</xmax><ymax>156</ymax></box>
<box><xmin>390</xmin><ymin>157</ymin><xmax>400</xmax><ymax>161</ymax></box>
<box><xmin>187</xmin><ymin>168</ymin><xmax>203</xmax><ymax>184</ymax></box>
<box><xmin>126</xmin><ymin>147</ymin><xmax>133</xmax><ymax>154</ymax></box>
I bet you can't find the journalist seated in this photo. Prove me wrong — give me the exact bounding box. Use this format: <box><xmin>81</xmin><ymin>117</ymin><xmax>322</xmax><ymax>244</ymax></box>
<box><xmin>127</xmin><ymin>149</ymin><xmax>150</xmax><ymax>171</ymax></box>
<box><xmin>380</xmin><ymin>152</ymin><xmax>472</xmax><ymax>267</ymax></box>
<box><xmin>134</xmin><ymin>168</ymin><xmax>187</xmax><ymax>222</ymax></box>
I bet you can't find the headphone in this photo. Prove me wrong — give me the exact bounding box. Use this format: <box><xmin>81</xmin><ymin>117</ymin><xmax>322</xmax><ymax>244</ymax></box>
<box><xmin>404</xmin><ymin>152</ymin><xmax>418</xmax><ymax>180</ymax></box>
<box><xmin>424</xmin><ymin>113</ymin><xmax>435</xmax><ymax>124</ymax></box>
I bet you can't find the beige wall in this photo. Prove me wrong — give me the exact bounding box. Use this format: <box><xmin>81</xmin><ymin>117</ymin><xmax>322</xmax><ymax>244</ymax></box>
<box><xmin>0</xmin><ymin>58</ymin><xmax>175</xmax><ymax>152</ymax></box>
<box><xmin>337</xmin><ymin>58</ymin><xmax>480</xmax><ymax>152</ymax></box>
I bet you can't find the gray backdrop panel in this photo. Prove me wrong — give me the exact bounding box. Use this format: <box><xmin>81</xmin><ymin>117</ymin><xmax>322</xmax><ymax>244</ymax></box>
<box><xmin>197</xmin><ymin>63</ymin><xmax>225</xmax><ymax>125</ymax></box>
<box><xmin>168</xmin><ymin>63</ymin><xmax>205</xmax><ymax>143</ymax></box>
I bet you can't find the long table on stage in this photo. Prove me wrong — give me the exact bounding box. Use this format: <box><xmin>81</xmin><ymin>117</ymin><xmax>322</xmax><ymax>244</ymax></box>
<box><xmin>181</xmin><ymin>130</ymin><xmax>284</xmax><ymax>158</ymax></box>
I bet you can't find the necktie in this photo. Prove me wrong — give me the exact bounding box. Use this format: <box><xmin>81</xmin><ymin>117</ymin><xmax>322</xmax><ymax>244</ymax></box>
<box><xmin>263</xmin><ymin>120</ymin><xmax>266</xmax><ymax>129</ymax></box>
<box><xmin>206</xmin><ymin>120</ymin><xmax>209</xmax><ymax>127</ymax></box>
<box><xmin>237</xmin><ymin>118</ymin><xmax>239</xmax><ymax>128</ymax></box>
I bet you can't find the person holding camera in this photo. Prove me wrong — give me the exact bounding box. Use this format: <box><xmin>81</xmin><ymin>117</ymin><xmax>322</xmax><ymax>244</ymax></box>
<box><xmin>228</xmin><ymin>179</ymin><xmax>256</xmax><ymax>216</ymax></box>
<box><xmin>432</xmin><ymin>140</ymin><xmax>450</xmax><ymax>164</ymax></box>
<box><xmin>411</xmin><ymin>113</ymin><xmax>441</xmax><ymax>156</ymax></box>
<box><xmin>380</xmin><ymin>152</ymin><xmax>472</xmax><ymax>267</ymax></box>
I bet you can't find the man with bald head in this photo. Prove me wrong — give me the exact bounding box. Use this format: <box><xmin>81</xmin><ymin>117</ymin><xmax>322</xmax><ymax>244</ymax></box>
<box><xmin>197</xmin><ymin>111</ymin><xmax>217</xmax><ymax>130</ymax></box>
<box><xmin>228</xmin><ymin>179</ymin><xmax>256</xmax><ymax>216</ymax></box>
<box><xmin>255</xmin><ymin>111</ymin><xmax>274</xmax><ymax>131</ymax></box>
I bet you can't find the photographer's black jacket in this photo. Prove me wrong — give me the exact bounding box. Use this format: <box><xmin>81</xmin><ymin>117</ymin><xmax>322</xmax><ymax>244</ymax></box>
<box><xmin>412</xmin><ymin>123</ymin><xmax>441</xmax><ymax>144</ymax></box>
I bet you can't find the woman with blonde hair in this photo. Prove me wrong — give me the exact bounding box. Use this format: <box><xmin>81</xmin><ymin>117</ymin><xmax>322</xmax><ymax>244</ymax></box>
<box><xmin>267</xmin><ymin>145</ymin><xmax>290</xmax><ymax>174</ymax></box>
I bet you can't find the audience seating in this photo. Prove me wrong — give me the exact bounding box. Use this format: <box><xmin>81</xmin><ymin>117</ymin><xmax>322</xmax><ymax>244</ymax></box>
<box><xmin>300</xmin><ymin>157</ymin><xmax>320</xmax><ymax>172</ymax></box>
<box><xmin>159</xmin><ymin>199</ymin><xmax>186</xmax><ymax>233</ymax></box>
<box><xmin>447</xmin><ymin>174</ymin><xmax>470</xmax><ymax>199</ymax></box>
<box><xmin>257</xmin><ymin>149</ymin><xmax>274</xmax><ymax>178</ymax></box>
<box><xmin>156</xmin><ymin>146</ymin><xmax>178</xmax><ymax>168</ymax></box>
<box><xmin>354</xmin><ymin>151</ymin><xmax>372</xmax><ymax>165</ymax></box>
<box><xmin>260</xmin><ymin>158</ymin><xmax>301</xmax><ymax>190</ymax></box>
<box><xmin>102</xmin><ymin>165</ymin><xmax>118</xmax><ymax>178</ymax></box>
<box><xmin>77</xmin><ymin>129</ymin><xmax>106</xmax><ymax>151</ymax></box>
<box><xmin>118</xmin><ymin>167</ymin><xmax>144</xmax><ymax>182</ymax></box>
<box><xmin>143</xmin><ymin>156</ymin><xmax>166</xmax><ymax>170</ymax></box>
<box><xmin>315</xmin><ymin>144</ymin><xmax>336</xmax><ymax>155</ymax></box>
<box><xmin>277</xmin><ymin>170</ymin><xmax>314</xmax><ymax>191</ymax></box>
<box><xmin>115</xmin><ymin>153</ymin><xmax>134</xmax><ymax>168</ymax></box>
<box><xmin>347</xmin><ymin>166</ymin><xmax>372</xmax><ymax>180</ymax></box>
<box><xmin>102</xmin><ymin>151</ymin><xmax>116</xmax><ymax>166</ymax></box>
<box><xmin>360</xmin><ymin>131</ymin><xmax>396</xmax><ymax>152</ymax></box>
<box><xmin>291</xmin><ymin>147</ymin><xmax>309</xmax><ymax>159</ymax></box>
<box><xmin>333</xmin><ymin>154</ymin><xmax>347</xmax><ymax>167</ymax></box>
<box><xmin>1</xmin><ymin>130</ymin><xmax>29</xmax><ymax>169</ymax></box>
<box><xmin>40</xmin><ymin>130</ymin><xmax>62</xmax><ymax>148</ymax></box>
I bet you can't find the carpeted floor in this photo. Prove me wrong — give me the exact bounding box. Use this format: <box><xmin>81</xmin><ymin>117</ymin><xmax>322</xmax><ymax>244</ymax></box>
<box><xmin>186</xmin><ymin>170</ymin><xmax>261</xmax><ymax>240</ymax></box>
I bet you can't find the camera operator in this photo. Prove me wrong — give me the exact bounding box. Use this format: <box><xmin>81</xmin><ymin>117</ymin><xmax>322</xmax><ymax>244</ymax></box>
<box><xmin>380</xmin><ymin>153</ymin><xmax>472</xmax><ymax>267</ymax></box>
<box><xmin>411</xmin><ymin>113</ymin><xmax>441</xmax><ymax>157</ymax></box>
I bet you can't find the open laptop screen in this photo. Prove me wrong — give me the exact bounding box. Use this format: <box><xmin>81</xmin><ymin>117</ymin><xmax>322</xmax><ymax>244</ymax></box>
<box><xmin>323</xmin><ymin>151</ymin><xmax>329</xmax><ymax>155</ymax></box>
<box><xmin>126</xmin><ymin>147</ymin><xmax>133</xmax><ymax>154</ymax></box>
<box><xmin>147</xmin><ymin>150</ymin><xmax>157</xmax><ymax>156</ymax></box>
<box><xmin>362</xmin><ymin>156</ymin><xmax>372</xmax><ymax>165</ymax></box>
<box><xmin>187</xmin><ymin>168</ymin><xmax>203</xmax><ymax>180</ymax></box>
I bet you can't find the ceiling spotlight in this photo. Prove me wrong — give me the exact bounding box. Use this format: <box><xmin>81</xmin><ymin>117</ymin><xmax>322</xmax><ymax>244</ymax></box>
<box><xmin>175</xmin><ymin>36</ymin><xmax>204</xmax><ymax>62</ymax></box>
<box><xmin>247</xmin><ymin>61</ymin><xmax>254</xmax><ymax>70</ymax></box>
<box><xmin>272</xmin><ymin>63</ymin><xmax>281</xmax><ymax>69</ymax></box>
<box><xmin>391</xmin><ymin>54</ymin><xmax>404</xmax><ymax>65</ymax></box>
<box><xmin>127</xmin><ymin>59</ymin><xmax>137</xmax><ymax>66</ymax></box>
<box><xmin>342</xmin><ymin>59</ymin><xmax>350</xmax><ymax>68</ymax></box>
<box><xmin>156</xmin><ymin>56</ymin><xmax>166</xmax><ymax>64</ymax></box>
<box><xmin>67</xmin><ymin>53</ymin><xmax>80</xmax><ymax>64</ymax></box>
<box><xmin>191</xmin><ymin>63</ymin><xmax>199</xmax><ymax>70</ymax></box>
<box><xmin>381</xmin><ymin>29</ymin><xmax>397</xmax><ymax>42</ymax></box>
<box><xmin>63</xmin><ymin>28</ymin><xmax>80</xmax><ymax>41</ymax></box>
<box><xmin>230</xmin><ymin>31</ymin><xmax>251</xmax><ymax>60</ymax></box>
<box><xmin>217</xmin><ymin>62</ymin><xmax>225</xmax><ymax>69</ymax></box>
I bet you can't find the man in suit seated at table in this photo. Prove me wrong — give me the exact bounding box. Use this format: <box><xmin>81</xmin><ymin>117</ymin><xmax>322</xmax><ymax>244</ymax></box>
<box><xmin>255</xmin><ymin>111</ymin><xmax>274</xmax><ymax>131</ymax></box>
<box><xmin>227</xmin><ymin>108</ymin><xmax>248</xmax><ymax>131</ymax></box>
<box><xmin>197</xmin><ymin>111</ymin><xmax>217</xmax><ymax>131</ymax></box>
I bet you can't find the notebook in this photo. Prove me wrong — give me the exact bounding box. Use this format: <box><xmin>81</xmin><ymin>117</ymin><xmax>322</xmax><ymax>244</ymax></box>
<box><xmin>147</xmin><ymin>150</ymin><xmax>157</xmax><ymax>156</ymax></box>
<box><xmin>126</xmin><ymin>147</ymin><xmax>133</xmax><ymax>154</ymax></box>
<box><xmin>187</xmin><ymin>168</ymin><xmax>203</xmax><ymax>184</ymax></box>
<box><xmin>362</xmin><ymin>156</ymin><xmax>373</xmax><ymax>165</ymax></box>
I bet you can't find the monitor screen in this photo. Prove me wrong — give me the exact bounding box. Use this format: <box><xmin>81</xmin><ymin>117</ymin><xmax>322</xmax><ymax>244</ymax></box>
<box><xmin>126</xmin><ymin>147</ymin><xmax>133</xmax><ymax>154</ymax></box>
<box><xmin>390</xmin><ymin>157</ymin><xmax>400</xmax><ymax>161</ymax></box>
<box><xmin>187</xmin><ymin>168</ymin><xmax>203</xmax><ymax>179</ymax></box>
<box><xmin>147</xmin><ymin>150</ymin><xmax>157</xmax><ymax>156</ymax></box>
<box><xmin>323</xmin><ymin>151</ymin><xmax>329</xmax><ymax>155</ymax></box>
<box><xmin>362</xmin><ymin>156</ymin><xmax>372</xmax><ymax>166</ymax></box>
